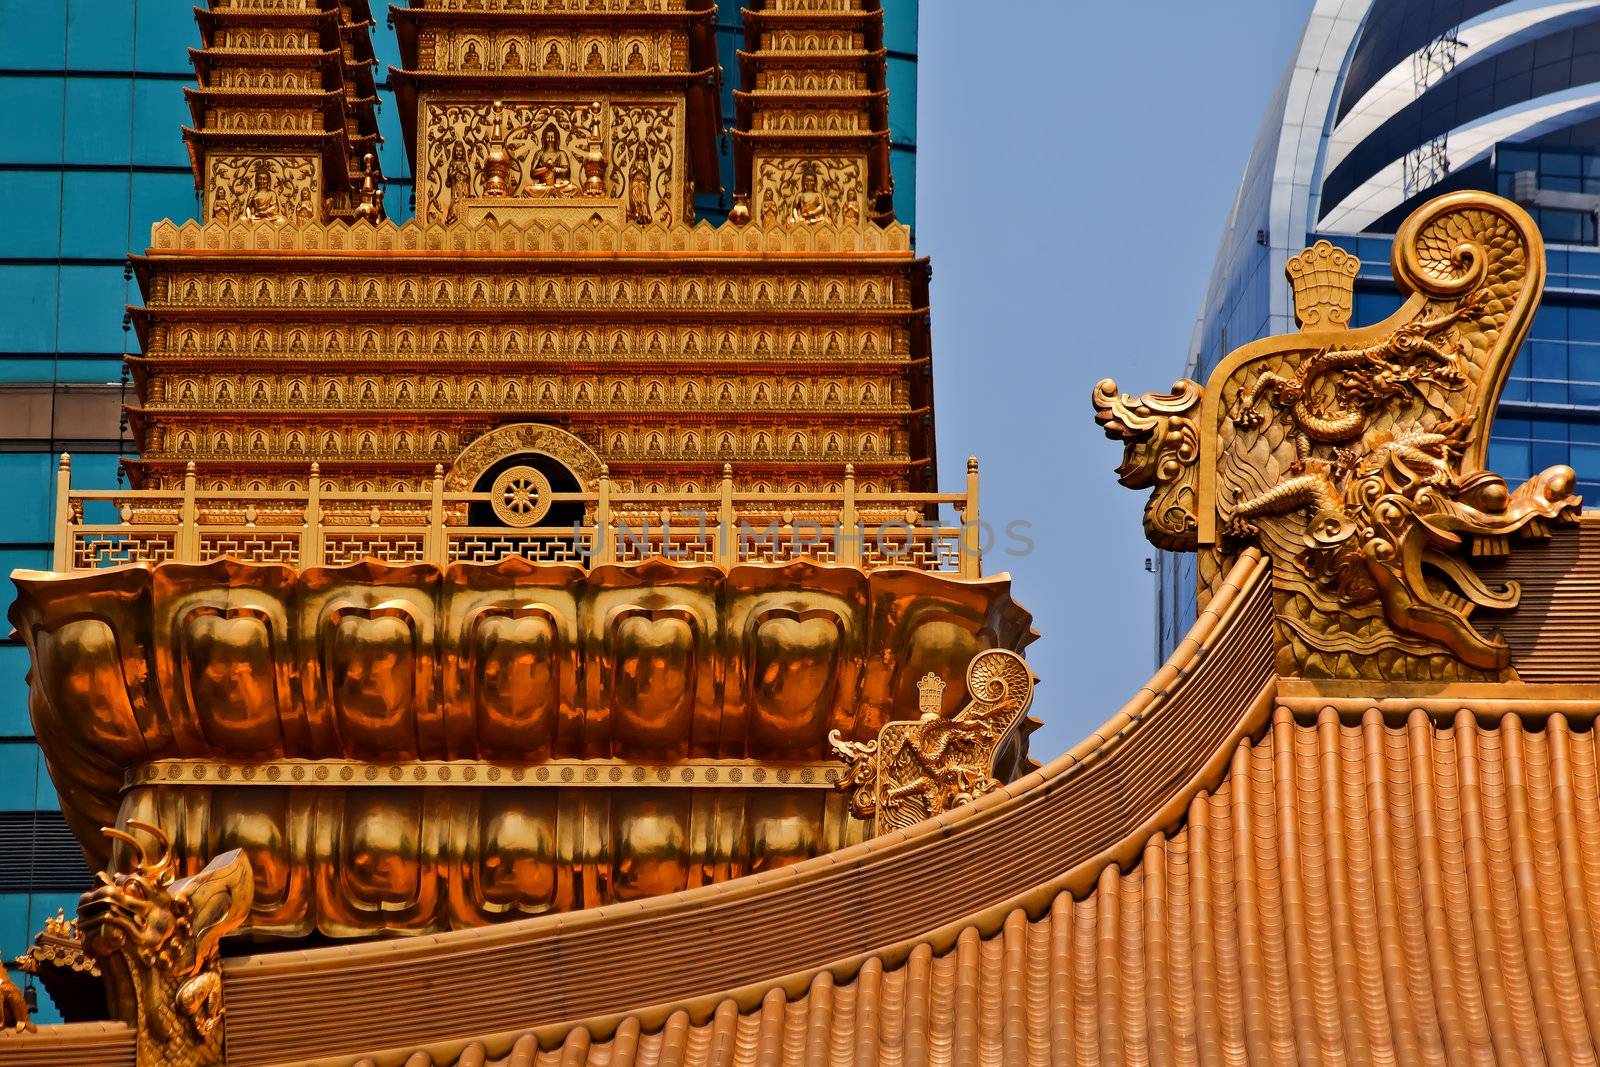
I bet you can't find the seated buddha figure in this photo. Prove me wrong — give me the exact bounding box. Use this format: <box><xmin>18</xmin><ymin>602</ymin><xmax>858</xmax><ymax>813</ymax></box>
<box><xmin>530</xmin><ymin>125</ymin><xmax>579</xmax><ymax>196</ymax></box>
<box><xmin>789</xmin><ymin>169</ymin><xmax>829</xmax><ymax>226</ymax></box>
<box><xmin>242</xmin><ymin>163</ymin><xmax>285</xmax><ymax>222</ymax></box>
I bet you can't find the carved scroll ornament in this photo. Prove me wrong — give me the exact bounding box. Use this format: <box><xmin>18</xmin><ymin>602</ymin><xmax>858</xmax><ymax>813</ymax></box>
<box><xmin>1095</xmin><ymin>193</ymin><xmax>1582</xmax><ymax>681</ymax></box>
<box><xmin>830</xmin><ymin>648</ymin><xmax>1036</xmax><ymax>834</ymax></box>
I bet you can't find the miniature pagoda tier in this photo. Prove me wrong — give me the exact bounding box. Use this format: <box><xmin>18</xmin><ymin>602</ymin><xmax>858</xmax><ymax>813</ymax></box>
<box><xmin>185</xmin><ymin>0</ymin><xmax>385</xmax><ymax>224</ymax></box>
<box><xmin>734</xmin><ymin>0</ymin><xmax>894</xmax><ymax>226</ymax></box>
<box><xmin>388</xmin><ymin>0</ymin><xmax>723</xmax><ymax>227</ymax></box>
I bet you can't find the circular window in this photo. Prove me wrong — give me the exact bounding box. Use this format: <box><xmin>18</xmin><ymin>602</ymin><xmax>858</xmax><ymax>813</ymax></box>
<box><xmin>490</xmin><ymin>465</ymin><xmax>554</xmax><ymax>527</ymax></box>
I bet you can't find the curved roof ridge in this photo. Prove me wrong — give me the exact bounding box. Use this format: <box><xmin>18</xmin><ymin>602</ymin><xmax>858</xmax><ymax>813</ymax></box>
<box><xmin>216</xmin><ymin>551</ymin><xmax>1277</xmax><ymax>1066</ymax></box>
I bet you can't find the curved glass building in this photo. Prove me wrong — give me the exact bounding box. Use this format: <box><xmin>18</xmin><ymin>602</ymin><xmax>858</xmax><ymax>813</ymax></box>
<box><xmin>1169</xmin><ymin>0</ymin><xmax>1600</xmax><ymax>655</ymax></box>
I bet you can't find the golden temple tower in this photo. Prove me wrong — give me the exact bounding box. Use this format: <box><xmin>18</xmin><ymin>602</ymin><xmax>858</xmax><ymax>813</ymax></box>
<box><xmin>13</xmin><ymin>7</ymin><xmax>1600</xmax><ymax>1067</ymax></box>
<box><xmin>7</xmin><ymin>7</ymin><xmax>1036</xmax><ymax>1044</ymax></box>
<box><xmin>128</xmin><ymin>0</ymin><xmax>935</xmax><ymax>504</ymax></box>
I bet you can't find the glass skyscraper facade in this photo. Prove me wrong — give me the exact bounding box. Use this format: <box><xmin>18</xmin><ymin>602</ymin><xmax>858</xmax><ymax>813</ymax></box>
<box><xmin>0</xmin><ymin>0</ymin><xmax>918</xmax><ymax>1019</ymax></box>
<box><xmin>1163</xmin><ymin>0</ymin><xmax>1600</xmax><ymax>660</ymax></box>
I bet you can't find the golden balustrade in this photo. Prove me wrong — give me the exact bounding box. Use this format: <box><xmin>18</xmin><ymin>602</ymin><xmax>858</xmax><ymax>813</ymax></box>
<box><xmin>51</xmin><ymin>455</ymin><xmax>985</xmax><ymax>577</ymax></box>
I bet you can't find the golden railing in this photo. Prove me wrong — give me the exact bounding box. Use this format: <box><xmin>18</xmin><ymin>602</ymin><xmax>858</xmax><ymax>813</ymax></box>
<box><xmin>51</xmin><ymin>456</ymin><xmax>985</xmax><ymax>577</ymax></box>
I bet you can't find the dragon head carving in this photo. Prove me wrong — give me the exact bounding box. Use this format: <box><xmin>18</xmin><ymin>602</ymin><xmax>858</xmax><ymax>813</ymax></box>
<box><xmin>1093</xmin><ymin>192</ymin><xmax>1584</xmax><ymax>681</ymax></box>
<box><xmin>1092</xmin><ymin>378</ymin><xmax>1203</xmax><ymax>551</ymax></box>
<box><xmin>78</xmin><ymin>822</ymin><xmax>252</xmax><ymax>1067</ymax></box>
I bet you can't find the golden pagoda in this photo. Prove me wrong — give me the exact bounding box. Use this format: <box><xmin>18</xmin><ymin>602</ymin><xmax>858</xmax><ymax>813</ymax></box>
<box><xmin>7</xmin><ymin>5</ymin><xmax>1600</xmax><ymax>1067</ymax></box>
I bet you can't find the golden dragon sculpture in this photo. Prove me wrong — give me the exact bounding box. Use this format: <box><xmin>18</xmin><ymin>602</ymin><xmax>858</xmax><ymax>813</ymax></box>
<box><xmin>1094</xmin><ymin>193</ymin><xmax>1581</xmax><ymax>681</ymax></box>
<box><xmin>77</xmin><ymin>822</ymin><xmax>253</xmax><ymax>1067</ymax></box>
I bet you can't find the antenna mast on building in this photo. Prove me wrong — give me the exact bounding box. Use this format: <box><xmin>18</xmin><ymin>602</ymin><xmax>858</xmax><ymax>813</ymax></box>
<box><xmin>1403</xmin><ymin>22</ymin><xmax>1465</xmax><ymax>200</ymax></box>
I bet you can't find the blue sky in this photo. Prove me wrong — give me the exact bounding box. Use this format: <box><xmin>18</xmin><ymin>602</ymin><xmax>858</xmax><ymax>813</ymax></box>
<box><xmin>916</xmin><ymin>1</ymin><xmax>1318</xmax><ymax>757</ymax></box>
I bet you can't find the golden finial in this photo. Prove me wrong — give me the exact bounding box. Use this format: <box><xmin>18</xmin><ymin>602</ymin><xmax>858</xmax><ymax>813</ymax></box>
<box><xmin>1286</xmin><ymin>240</ymin><xmax>1359</xmax><ymax>331</ymax></box>
<box><xmin>483</xmin><ymin>100</ymin><xmax>510</xmax><ymax>198</ymax></box>
<box><xmin>916</xmin><ymin>672</ymin><xmax>946</xmax><ymax>717</ymax></box>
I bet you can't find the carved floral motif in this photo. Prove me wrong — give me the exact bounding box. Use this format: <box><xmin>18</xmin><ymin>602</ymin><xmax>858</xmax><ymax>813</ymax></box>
<box><xmin>420</xmin><ymin>99</ymin><xmax>678</xmax><ymax>223</ymax></box>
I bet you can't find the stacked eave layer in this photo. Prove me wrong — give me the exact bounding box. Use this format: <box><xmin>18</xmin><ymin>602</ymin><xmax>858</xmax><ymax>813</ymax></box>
<box><xmin>121</xmin><ymin>218</ymin><xmax>937</xmax><ymax>493</ymax></box>
<box><xmin>183</xmin><ymin>0</ymin><xmax>382</xmax><ymax>222</ymax></box>
<box><xmin>734</xmin><ymin>0</ymin><xmax>893</xmax><ymax>225</ymax></box>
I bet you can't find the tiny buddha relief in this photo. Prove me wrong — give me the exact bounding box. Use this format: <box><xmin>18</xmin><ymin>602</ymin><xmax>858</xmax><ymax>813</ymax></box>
<box><xmin>242</xmin><ymin>161</ymin><xmax>285</xmax><ymax>222</ymax></box>
<box><xmin>789</xmin><ymin>167</ymin><xmax>829</xmax><ymax>226</ymax></box>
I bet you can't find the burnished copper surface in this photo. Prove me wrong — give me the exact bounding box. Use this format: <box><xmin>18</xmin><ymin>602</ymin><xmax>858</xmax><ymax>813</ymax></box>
<box><xmin>11</xmin><ymin>556</ymin><xmax>1033</xmax><ymax>938</ymax></box>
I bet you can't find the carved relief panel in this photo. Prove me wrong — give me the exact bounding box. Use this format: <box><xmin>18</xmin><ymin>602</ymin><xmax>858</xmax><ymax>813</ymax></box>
<box><xmin>422</xmin><ymin>28</ymin><xmax>684</xmax><ymax>74</ymax></box>
<box><xmin>418</xmin><ymin>96</ymin><xmax>683</xmax><ymax>225</ymax></box>
<box><xmin>754</xmin><ymin>156</ymin><xmax>866</xmax><ymax>228</ymax></box>
<box><xmin>206</xmin><ymin>155</ymin><xmax>319</xmax><ymax>225</ymax></box>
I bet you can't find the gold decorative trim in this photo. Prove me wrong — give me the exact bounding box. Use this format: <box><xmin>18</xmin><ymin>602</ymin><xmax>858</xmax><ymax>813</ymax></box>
<box><xmin>127</xmin><ymin>758</ymin><xmax>845</xmax><ymax>790</ymax></box>
<box><xmin>831</xmin><ymin>648</ymin><xmax>1036</xmax><ymax>834</ymax></box>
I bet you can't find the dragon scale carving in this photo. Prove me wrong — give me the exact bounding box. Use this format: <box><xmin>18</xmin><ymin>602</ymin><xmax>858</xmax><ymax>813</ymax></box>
<box><xmin>77</xmin><ymin>823</ymin><xmax>252</xmax><ymax>1067</ymax></box>
<box><xmin>1095</xmin><ymin>193</ymin><xmax>1583</xmax><ymax>681</ymax></box>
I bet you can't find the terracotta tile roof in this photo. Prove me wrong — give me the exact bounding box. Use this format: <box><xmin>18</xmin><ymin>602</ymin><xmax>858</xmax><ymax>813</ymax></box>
<box><xmin>216</xmin><ymin>517</ymin><xmax>1600</xmax><ymax>1066</ymax></box>
<box><xmin>0</xmin><ymin>1022</ymin><xmax>132</xmax><ymax>1067</ymax></box>
<box><xmin>357</xmin><ymin>648</ymin><xmax>1600</xmax><ymax>1065</ymax></box>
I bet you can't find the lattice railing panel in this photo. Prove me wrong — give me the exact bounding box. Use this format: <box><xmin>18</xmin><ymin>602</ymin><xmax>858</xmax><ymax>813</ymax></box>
<box><xmin>323</xmin><ymin>534</ymin><xmax>428</xmax><ymax>566</ymax></box>
<box><xmin>73</xmin><ymin>531</ymin><xmax>177</xmax><ymax>569</ymax></box>
<box><xmin>199</xmin><ymin>531</ymin><xmax>303</xmax><ymax>566</ymax></box>
<box><xmin>55</xmin><ymin>461</ymin><xmax>984</xmax><ymax>577</ymax></box>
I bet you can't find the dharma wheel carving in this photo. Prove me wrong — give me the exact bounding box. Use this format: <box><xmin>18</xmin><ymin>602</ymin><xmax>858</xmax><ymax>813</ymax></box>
<box><xmin>489</xmin><ymin>464</ymin><xmax>553</xmax><ymax>526</ymax></box>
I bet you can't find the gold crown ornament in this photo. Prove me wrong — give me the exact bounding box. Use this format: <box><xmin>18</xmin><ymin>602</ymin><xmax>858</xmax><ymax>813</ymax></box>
<box><xmin>1286</xmin><ymin>239</ymin><xmax>1360</xmax><ymax>330</ymax></box>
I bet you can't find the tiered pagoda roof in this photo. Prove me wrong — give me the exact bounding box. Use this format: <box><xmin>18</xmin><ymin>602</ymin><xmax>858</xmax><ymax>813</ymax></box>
<box><xmin>733</xmin><ymin>0</ymin><xmax>893</xmax><ymax>226</ymax></box>
<box><xmin>183</xmin><ymin>0</ymin><xmax>383</xmax><ymax>224</ymax></box>
<box><xmin>121</xmin><ymin>218</ymin><xmax>936</xmax><ymax>494</ymax></box>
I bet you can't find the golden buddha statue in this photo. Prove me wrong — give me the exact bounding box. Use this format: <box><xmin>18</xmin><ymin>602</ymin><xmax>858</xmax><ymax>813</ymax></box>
<box><xmin>789</xmin><ymin>169</ymin><xmax>829</xmax><ymax>226</ymax></box>
<box><xmin>530</xmin><ymin>124</ymin><xmax>579</xmax><ymax>196</ymax></box>
<box><xmin>241</xmin><ymin>163</ymin><xmax>284</xmax><ymax>222</ymax></box>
